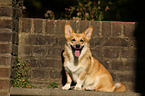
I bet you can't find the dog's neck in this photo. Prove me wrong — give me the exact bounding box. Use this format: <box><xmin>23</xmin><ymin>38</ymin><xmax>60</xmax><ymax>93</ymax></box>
<box><xmin>74</xmin><ymin>56</ymin><xmax>79</xmax><ymax>66</ymax></box>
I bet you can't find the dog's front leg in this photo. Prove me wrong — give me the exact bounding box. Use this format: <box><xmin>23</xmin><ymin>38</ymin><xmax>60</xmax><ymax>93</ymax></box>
<box><xmin>62</xmin><ymin>72</ymin><xmax>72</xmax><ymax>90</ymax></box>
<box><xmin>74</xmin><ymin>71</ymin><xmax>86</xmax><ymax>90</ymax></box>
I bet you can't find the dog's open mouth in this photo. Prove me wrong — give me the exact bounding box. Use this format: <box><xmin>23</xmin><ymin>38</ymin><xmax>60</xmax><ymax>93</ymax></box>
<box><xmin>71</xmin><ymin>45</ymin><xmax>84</xmax><ymax>57</ymax></box>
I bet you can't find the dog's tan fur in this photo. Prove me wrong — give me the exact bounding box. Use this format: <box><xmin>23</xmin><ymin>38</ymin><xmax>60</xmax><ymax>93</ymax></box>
<box><xmin>62</xmin><ymin>23</ymin><xmax>126</xmax><ymax>92</ymax></box>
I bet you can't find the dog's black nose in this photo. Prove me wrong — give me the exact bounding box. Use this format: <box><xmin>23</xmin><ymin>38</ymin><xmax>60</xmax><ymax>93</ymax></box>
<box><xmin>75</xmin><ymin>44</ymin><xmax>80</xmax><ymax>48</ymax></box>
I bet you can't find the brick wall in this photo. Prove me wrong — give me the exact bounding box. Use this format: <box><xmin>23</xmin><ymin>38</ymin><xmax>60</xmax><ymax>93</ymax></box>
<box><xmin>0</xmin><ymin>0</ymin><xmax>12</xmax><ymax>96</ymax></box>
<box><xmin>17</xmin><ymin>19</ymin><xmax>136</xmax><ymax>91</ymax></box>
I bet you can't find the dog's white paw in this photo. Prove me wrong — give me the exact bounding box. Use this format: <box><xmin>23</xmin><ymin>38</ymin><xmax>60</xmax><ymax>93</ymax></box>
<box><xmin>74</xmin><ymin>86</ymin><xmax>82</xmax><ymax>90</ymax></box>
<box><xmin>62</xmin><ymin>84</ymin><xmax>70</xmax><ymax>90</ymax></box>
<box><xmin>83</xmin><ymin>86</ymin><xmax>94</xmax><ymax>91</ymax></box>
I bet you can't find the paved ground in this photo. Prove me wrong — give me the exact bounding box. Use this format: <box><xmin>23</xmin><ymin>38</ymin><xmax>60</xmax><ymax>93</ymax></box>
<box><xmin>10</xmin><ymin>87</ymin><xmax>141</xmax><ymax>96</ymax></box>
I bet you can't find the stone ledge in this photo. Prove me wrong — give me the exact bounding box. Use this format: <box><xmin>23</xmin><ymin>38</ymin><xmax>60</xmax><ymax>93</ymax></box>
<box><xmin>10</xmin><ymin>87</ymin><xmax>141</xmax><ymax>96</ymax></box>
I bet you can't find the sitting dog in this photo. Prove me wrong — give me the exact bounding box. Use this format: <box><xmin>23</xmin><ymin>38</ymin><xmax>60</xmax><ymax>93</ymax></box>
<box><xmin>62</xmin><ymin>23</ymin><xmax>126</xmax><ymax>92</ymax></box>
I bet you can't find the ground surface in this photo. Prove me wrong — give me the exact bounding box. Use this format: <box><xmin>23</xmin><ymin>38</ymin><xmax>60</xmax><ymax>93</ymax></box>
<box><xmin>10</xmin><ymin>87</ymin><xmax>141</xmax><ymax>96</ymax></box>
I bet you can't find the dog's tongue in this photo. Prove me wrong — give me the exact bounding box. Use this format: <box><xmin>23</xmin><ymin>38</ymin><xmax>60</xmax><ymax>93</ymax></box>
<box><xmin>75</xmin><ymin>50</ymin><xmax>80</xmax><ymax>57</ymax></box>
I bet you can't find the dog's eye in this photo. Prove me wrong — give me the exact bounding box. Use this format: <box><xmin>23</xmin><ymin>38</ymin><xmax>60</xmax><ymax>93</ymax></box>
<box><xmin>80</xmin><ymin>39</ymin><xmax>84</xmax><ymax>42</ymax></box>
<box><xmin>72</xmin><ymin>38</ymin><xmax>76</xmax><ymax>41</ymax></box>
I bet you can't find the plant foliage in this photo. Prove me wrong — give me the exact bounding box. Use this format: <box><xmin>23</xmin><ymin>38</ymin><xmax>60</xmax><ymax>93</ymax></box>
<box><xmin>13</xmin><ymin>57</ymin><xmax>40</xmax><ymax>88</ymax></box>
<box><xmin>65</xmin><ymin>0</ymin><xmax>111</xmax><ymax>21</ymax></box>
<box><xmin>47</xmin><ymin>82</ymin><xmax>58</xmax><ymax>89</ymax></box>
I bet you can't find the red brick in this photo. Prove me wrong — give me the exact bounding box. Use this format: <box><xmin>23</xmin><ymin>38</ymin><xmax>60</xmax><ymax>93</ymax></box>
<box><xmin>80</xmin><ymin>20</ymin><xmax>89</xmax><ymax>32</ymax></box>
<box><xmin>23</xmin><ymin>46</ymin><xmax>32</xmax><ymax>55</ymax></box>
<box><xmin>91</xmin><ymin>21</ymin><xmax>101</xmax><ymax>36</ymax></box>
<box><xmin>99</xmin><ymin>59</ymin><xmax>110</xmax><ymax>69</ymax></box>
<box><xmin>55</xmin><ymin>20</ymin><xmax>66</xmax><ymax>35</ymax></box>
<box><xmin>91</xmin><ymin>47</ymin><xmax>101</xmax><ymax>59</ymax></box>
<box><xmin>41</xmin><ymin>58</ymin><xmax>61</xmax><ymax>69</ymax></box>
<box><xmin>34</xmin><ymin>19</ymin><xmax>43</xmax><ymax>33</ymax></box>
<box><xmin>102</xmin><ymin>47</ymin><xmax>120</xmax><ymax>58</ymax></box>
<box><xmin>0</xmin><ymin>68</ymin><xmax>10</xmax><ymax>77</ymax></box>
<box><xmin>46</xmin><ymin>20</ymin><xmax>55</xmax><ymax>34</ymax></box>
<box><xmin>119</xmin><ymin>74</ymin><xmax>135</xmax><ymax>82</ymax></box>
<box><xmin>0</xmin><ymin>0</ymin><xmax>12</xmax><ymax>4</ymax></box>
<box><xmin>32</xmin><ymin>46</ymin><xmax>47</xmax><ymax>56</ymax></box>
<box><xmin>0</xmin><ymin>19</ymin><xmax>12</xmax><ymax>29</ymax></box>
<box><xmin>90</xmin><ymin>37</ymin><xmax>102</xmax><ymax>48</ymax></box>
<box><xmin>0</xmin><ymin>33</ymin><xmax>12</xmax><ymax>42</ymax></box>
<box><xmin>102</xmin><ymin>21</ymin><xmax>111</xmax><ymax>36</ymax></box>
<box><xmin>0</xmin><ymin>44</ymin><xmax>11</xmax><ymax>53</ymax></box>
<box><xmin>121</xmin><ymin>48</ymin><xmax>136</xmax><ymax>58</ymax></box>
<box><xmin>0</xmin><ymin>56</ymin><xmax>11</xmax><ymax>65</ymax></box>
<box><xmin>102</xmin><ymin>37</ymin><xmax>128</xmax><ymax>47</ymax></box>
<box><xmin>0</xmin><ymin>6</ymin><xmax>12</xmax><ymax>16</ymax></box>
<box><xmin>124</xmin><ymin>22</ymin><xmax>135</xmax><ymax>37</ymax></box>
<box><xmin>47</xmin><ymin>47</ymin><xmax>62</xmax><ymax>58</ymax></box>
<box><xmin>32</xmin><ymin>69</ymin><xmax>49</xmax><ymax>79</ymax></box>
<box><xmin>50</xmin><ymin>69</ymin><xmax>62</xmax><ymax>79</ymax></box>
<box><xmin>22</xmin><ymin>18</ymin><xmax>31</xmax><ymax>33</ymax></box>
<box><xmin>69</xmin><ymin>20</ymin><xmax>77</xmax><ymax>32</ymax></box>
<box><xmin>25</xmin><ymin>35</ymin><xmax>56</xmax><ymax>45</ymax></box>
<box><xmin>0</xmin><ymin>79</ymin><xmax>10</xmax><ymax>89</ymax></box>
<box><xmin>56</xmin><ymin>37</ymin><xmax>66</xmax><ymax>47</ymax></box>
<box><xmin>112</xmin><ymin>22</ymin><xmax>122</xmax><ymax>36</ymax></box>
<box><xmin>111</xmin><ymin>59</ymin><xmax>135</xmax><ymax>70</ymax></box>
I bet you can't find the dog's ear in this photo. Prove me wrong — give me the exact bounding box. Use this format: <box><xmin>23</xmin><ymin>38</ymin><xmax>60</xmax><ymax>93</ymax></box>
<box><xmin>83</xmin><ymin>26</ymin><xmax>93</xmax><ymax>41</ymax></box>
<box><xmin>64</xmin><ymin>23</ymin><xmax>74</xmax><ymax>39</ymax></box>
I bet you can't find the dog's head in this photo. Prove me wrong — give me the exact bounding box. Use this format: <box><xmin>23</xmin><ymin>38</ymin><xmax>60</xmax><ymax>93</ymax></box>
<box><xmin>64</xmin><ymin>23</ymin><xmax>93</xmax><ymax>57</ymax></box>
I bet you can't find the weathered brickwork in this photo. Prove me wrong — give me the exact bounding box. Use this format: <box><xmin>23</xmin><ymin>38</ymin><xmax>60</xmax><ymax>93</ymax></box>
<box><xmin>17</xmin><ymin>19</ymin><xmax>137</xmax><ymax>91</ymax></box>
<box><xmin>0</xmin><ymin>0</ymin><xmax>12</xmax><ymax>96</ymax></box>
<box><xmin>0</xmin><ymin>0</ymin><xmax>23</xmax><ymax>95</ymax></box>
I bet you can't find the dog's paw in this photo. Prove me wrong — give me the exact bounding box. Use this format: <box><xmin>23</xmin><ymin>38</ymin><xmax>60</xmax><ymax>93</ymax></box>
<box><xmin>62</xmin><ymin>84</ymin><xmax>70</xmax><ymax>90</ymax></box>
<box><xmin>74</xmin><ymin>86</ymin><xmax>82</xmax><ymax>90</ymax></box>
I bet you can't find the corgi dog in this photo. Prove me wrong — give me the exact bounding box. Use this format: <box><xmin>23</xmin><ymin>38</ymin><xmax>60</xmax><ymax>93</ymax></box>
<box><xmin>62</xmin><ymin>23</ymin><xmax>126</xmax><ymax>92</ymax></box>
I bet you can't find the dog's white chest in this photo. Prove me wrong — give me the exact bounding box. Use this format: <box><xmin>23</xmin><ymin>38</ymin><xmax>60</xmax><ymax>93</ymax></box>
<box><xmin>65</xmin><ymin>61</ymin><xmax>84</xmax><ymax>73</ymax></box>
<box><xmin>64</xmin><ymin>61</ymin><xmax>85</xmax><ymax>82</ymax></box>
